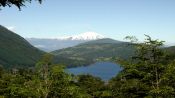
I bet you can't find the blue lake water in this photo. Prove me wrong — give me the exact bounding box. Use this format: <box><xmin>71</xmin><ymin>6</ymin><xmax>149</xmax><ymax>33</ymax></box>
<box><xmin>66</xmin><ymin>62</ymin><xmax>122</xmax><ymax>81</ymax></box>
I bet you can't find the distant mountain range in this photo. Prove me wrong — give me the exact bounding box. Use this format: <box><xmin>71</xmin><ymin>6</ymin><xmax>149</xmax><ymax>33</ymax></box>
<box><xmin>26</xmin><ymin>32</ymin><xmax>105</xmax><ymax>52</ymax></box>
<box><xmin>0</xmin><ymin>25</ymin><xmax>44</xmax><ymax>68</ymax></box>
<box><xmin>26</xmin><ymin>38</ymin><xmax>88</xmax><ymax>52</ymax></box>
<box><xmin>1</xmin><ymin>24</ymin><xmax>175</xmax><ymax>68</ymax></box>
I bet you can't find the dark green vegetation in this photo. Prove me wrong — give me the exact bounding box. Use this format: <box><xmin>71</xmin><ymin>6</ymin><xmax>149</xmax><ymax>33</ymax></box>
<box><xmin>165</xmin><ymin>46</ymin><xmax>175</xmax><ymax>54</ymax></box>
<box><xmin>0</xmin><ymin>25</ymin><xmax>44</xmax><ymax>68</ymax></box>
<box><xmin>0</xmin><ymin>0</ymin><xmax>42</xmax><ymax>10</ymax></box>
<box><xmin>109</xmin><ymin>35</ymin><xmax>175</xmax><ymax>98</ymax></box>
<box><xmin>52</xmin><ymin>38</ymin><xmax>135</xmax><ymax>67</ymax></box>
<box><xmin>1</xmin><ymin>35</ymin><xmax>175</xmax><ymax>98</ymax></box>
<box><xmin>0</xmin><ymin>54</ymin><xmax>108</xmax><ymax>98</ymax></box>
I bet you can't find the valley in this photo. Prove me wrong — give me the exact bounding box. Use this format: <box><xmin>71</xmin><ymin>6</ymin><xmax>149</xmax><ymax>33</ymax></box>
<box><xmin>1</xmin><ymin>0</ymin><xmax>175</xmax><ymax>97</ymax></box>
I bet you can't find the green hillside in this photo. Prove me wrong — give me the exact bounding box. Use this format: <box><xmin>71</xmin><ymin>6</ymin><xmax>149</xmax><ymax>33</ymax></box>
<box><xmin>51</xmin><ymin>39</ymin><xmax>135</xmax><ymax>67</ymax></box>
<box><xmin>165</xmin><ymin>46</ymin><xmax>175</xmax><ymax>54</ymax></box>
<box><xmin>163</xmin><ymin>46</ymin><xmax>175</xmax><ymax>60</ymax></box>
<box><xmin>0</xmin><ymin>25</ymin><xmax>44</xmax><ymax>68</ymax></box>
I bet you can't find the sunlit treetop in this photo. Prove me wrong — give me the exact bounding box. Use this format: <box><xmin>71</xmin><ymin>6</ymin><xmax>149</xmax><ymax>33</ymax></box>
<box><xmin>0</xmin><ymin>0</ymin><xmax>42</xmax><ymax>10</ymax></box>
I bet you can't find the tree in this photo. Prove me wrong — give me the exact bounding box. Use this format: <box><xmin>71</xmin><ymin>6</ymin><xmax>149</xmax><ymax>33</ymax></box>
<box><xmin>35</xmin><ymin>53</ymin><xmax>54</xmax><ymax>98</ymax></box>
<box><xmin>49</xmin><ymin>66</ymin><xmax>91</xmax><ymax>98</ymax></box>
<box><xmin>0</xmin><ymin>0</ymin><xmax>42</xmax><ymax>10</ymax></box>
<box><xmin>109</xmin><ymin>35</ymin><xmax>175</xmax><ymax>98</ymax></box>
<box><xmin>35</xmin><ymin>53</ymin><xmax>90</xmax><ymax>98</ymax></box>
<box><xmin>76</xmin><ymin>74</ymin><xmax>108</xmax><ymax>97</ymax></box>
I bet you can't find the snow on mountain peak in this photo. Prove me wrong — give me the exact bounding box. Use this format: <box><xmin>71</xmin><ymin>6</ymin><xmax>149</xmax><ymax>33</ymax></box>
<box><xmin>59</xmin><ymin>32</ymin><xmax>105</xmax><ymax>40</ymax></box>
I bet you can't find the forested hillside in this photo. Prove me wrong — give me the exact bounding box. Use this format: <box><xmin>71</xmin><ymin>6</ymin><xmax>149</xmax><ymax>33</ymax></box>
<box><xmin>52</xmin><ymin>38</ymin><xmax>135</xmax><ymax>67</ymax></box>
<box><xmin>165</xmin><ymin>46</ymin><xmax>175</xmax><ymax>54</ymax></box>
<box><xmin>0</xmin><ymin>25</ymin><xmax>44</xmax><ymax>68</ymax></box>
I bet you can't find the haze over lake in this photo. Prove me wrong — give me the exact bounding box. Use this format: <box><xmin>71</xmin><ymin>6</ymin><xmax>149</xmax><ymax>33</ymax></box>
<box><xmin>67</xmin><ymin>62</ymin><xmax>122</xmax><ymax>81</ymax></box>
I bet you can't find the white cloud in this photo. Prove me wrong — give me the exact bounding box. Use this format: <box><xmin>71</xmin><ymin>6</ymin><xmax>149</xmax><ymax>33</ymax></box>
<box><xmin>34</xmin><ymin>45</ymin><xmax>46</xmax><ymax>48</ymax></box>
<box><xmin>6</xmin><ymin>26</ymin><xmax>15</xmax><ymax>31</ymax></box>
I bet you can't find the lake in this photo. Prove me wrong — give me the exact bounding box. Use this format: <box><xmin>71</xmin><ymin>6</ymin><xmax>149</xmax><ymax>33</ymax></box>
<box><xmin>66</xmin><ymin>62</ymin><xmax>122</xmax><ymax>81</ymax></box>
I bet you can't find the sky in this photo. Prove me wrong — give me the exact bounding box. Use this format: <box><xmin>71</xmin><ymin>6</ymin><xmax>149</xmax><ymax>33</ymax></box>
<box><xmin>0</xmin><ymin>0</ymin><xmax>175</xmax><ymax>44</ymax></box>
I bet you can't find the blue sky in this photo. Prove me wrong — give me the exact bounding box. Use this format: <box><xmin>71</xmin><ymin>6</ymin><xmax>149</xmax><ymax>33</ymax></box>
<box><xmin>0</xmin><ymin>0</ymin><xmax>175</xmax><ymax>44</ymax></box>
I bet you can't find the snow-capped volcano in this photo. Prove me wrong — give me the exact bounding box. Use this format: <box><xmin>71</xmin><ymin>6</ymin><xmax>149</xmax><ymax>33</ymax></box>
<box><xmin>60</xmin><ymin>32</ymin><xmax>105</xmax><ymax>40</ymax></box>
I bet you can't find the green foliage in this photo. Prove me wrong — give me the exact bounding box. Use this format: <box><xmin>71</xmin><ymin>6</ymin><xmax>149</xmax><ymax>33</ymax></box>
<box><xmin>35</xmin><ymin>54</ymin><xmax>91</xmax><ymax>98</ymax></box>
<box><xmin>0</xmin><ymin>54</ymin><xmax>93</xmax><ymax>98</ymax></box>
<box><xmin>109</xmin><ymin>35</ymin><xmax>175</xmax><ymax>98</ymax></box>
<box><xmin>76</xmin><ymin>74</ymin><xmax>112</xmax><ymax>98</ymax></box>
